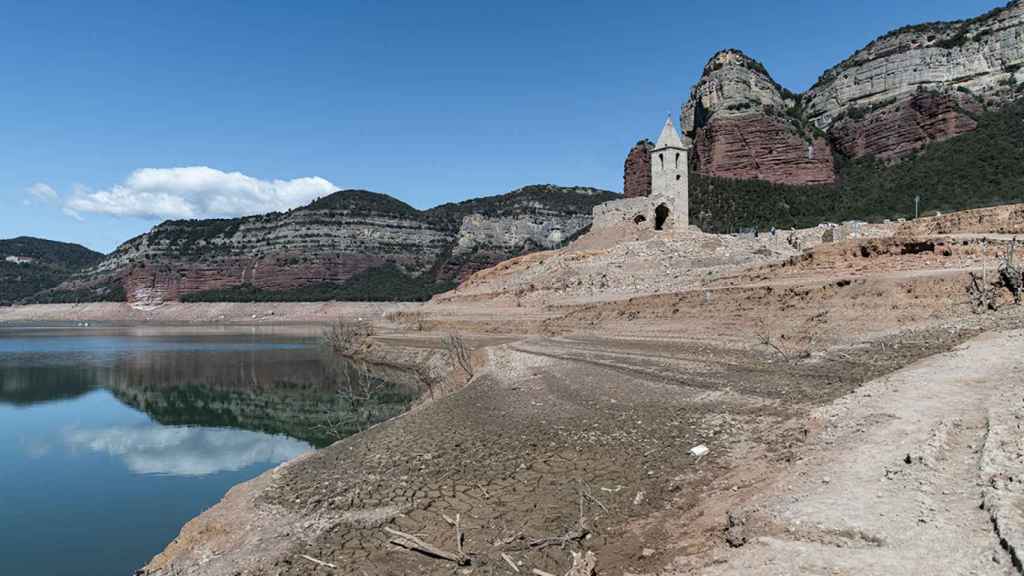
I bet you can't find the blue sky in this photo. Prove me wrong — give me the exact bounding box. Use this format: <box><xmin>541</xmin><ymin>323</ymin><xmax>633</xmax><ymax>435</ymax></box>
<box><xmin>0</xmin><ymin>0</ymin><xmax>1005</xmax><ymax>253</ymax></box>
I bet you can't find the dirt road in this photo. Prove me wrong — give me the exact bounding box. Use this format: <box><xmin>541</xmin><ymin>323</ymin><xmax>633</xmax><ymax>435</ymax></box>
<box><xmin>661</xmin><ymin>330</ymin><xmax>1024</xmax><ymax>575</ymax></box>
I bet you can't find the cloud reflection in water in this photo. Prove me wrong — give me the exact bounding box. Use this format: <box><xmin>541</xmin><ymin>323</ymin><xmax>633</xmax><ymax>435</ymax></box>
<box><xmin>64</xmin><ymin>425</ymin><xmax>312</xmax><ymax>476</ymax></box>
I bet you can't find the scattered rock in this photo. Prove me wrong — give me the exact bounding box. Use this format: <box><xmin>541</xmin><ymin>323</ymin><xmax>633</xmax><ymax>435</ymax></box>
<box><xmin>725</xmin><ymin>511</ymin><xmax>748</xmax><ymax>548</ymax></box>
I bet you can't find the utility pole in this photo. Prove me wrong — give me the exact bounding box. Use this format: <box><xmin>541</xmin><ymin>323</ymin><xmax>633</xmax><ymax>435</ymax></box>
<box><xmin>914</xmin><ymin>195</ymin><xmax>920</xmax><ymax>219</ymax></box>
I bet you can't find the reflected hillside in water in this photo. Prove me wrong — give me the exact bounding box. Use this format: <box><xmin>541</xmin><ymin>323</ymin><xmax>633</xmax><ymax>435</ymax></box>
<box><xmin>0</xmin><ymin>363</ymin><xmax>95</xmax><ymax>405</ymax></box>
<box><xmin>0</xmin><ymin>326</ymin><xmax>420</xmax><ymax>448</ymax></box>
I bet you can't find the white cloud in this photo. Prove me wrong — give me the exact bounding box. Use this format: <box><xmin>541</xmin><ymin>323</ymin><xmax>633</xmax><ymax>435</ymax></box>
<box><xmin>27</xmin><ymin>182</ymin><xmax>59</xmax><ymax>204</ymax></box>
<box><xmin>64</xmin><ymin>166</ymin><xmax>338</xmax><ymax>220</ymax></box>
<box><xmin>62</xmin><ymin>207</ymin><xmax>84</xmax><ymax>221</ymax></box>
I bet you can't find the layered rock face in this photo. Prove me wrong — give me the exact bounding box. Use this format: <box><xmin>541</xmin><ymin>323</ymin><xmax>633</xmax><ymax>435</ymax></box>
<box><xmin>689</xmin><ymin>115</ymin><xmax>836</xmax><ymax>185</ymax></box>
<box><xmin>436</xmin><ymin>185</ymin><xmax>616</xmax><ymax>281</ymax></box>
<box><xmin>828</xmin><ymin>90</ymin><xmax>983</xmax><ymax>162</ymax></box>
<box><xmin>804</xmin><ymin>0</ymin><xmax>1024</xmax><ymax>162</ymax></box>
<box><xmin>666</xmin><ymin>2</ymin><xmax>1024</xmax><ymax>187</ymax></box>
<box><xmin>681</xmin><ymin>50</ymin><xmax>836</xmax><ymax>185</ymax></box>
<box><xmin>805</xmin><ymin>1</ymin><xmax>1024</xmax><ymax>128</ymax></box>
<box><xmin>79</xmin><ymin>193</ymin><xmax>449</xmax><ymax>306</ymax></box>
<box><xmin>56</xmin><ymin>186</ymin><xmax>618</xmax><ymax>305</ymax></box>
<box><xmin>623</xmin><ymin>140</ymin><xmax>653</xmax><ymax>198</ymax></box>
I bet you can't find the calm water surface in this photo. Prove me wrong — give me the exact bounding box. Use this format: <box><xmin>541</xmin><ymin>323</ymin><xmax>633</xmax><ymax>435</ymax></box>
<box><xmin>0</xmin><ymin>323</ymin><xmax>414</xmax><ymax>576</ymax></box>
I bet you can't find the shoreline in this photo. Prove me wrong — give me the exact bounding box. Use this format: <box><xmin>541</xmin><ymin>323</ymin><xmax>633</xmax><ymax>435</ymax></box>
<box><xmin>12</xmin><ymin>215</ymin><xmax>1024</xmax><ymax>575</ymax></box>
<box><xmin>138</xmin><ymin>314</ymin><xmax>1024</xmax><ymax>575</ymax></box>
<box><xmin>0</xmin><ymin>301</ymin><xmax>418</xmax><ymax>324</ymax></box>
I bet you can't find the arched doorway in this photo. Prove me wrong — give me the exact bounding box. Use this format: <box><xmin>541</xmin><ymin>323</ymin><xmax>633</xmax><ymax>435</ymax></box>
<box><xmin>654</xmin><ymin>203</ymin><xmax>670</xmax><ymax>230</ymax></box>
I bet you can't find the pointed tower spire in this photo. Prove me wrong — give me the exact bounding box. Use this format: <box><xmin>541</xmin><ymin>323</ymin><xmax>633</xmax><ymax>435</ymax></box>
<box><xmin>649</xmin><ymin>114</ymin><xmax>689</xmax><ymax>227</ymax></box>
<box><xmin>654</xmin><ymin>115</ymin><xmax>684</xmax><ymax>149</ymax></box>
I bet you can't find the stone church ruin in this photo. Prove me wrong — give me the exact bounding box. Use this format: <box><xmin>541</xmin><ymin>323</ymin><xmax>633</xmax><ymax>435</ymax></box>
<box><xmin>593</xmin><ymin>116</ymin><xmax>690</xmax><ymax>233</ymax></box>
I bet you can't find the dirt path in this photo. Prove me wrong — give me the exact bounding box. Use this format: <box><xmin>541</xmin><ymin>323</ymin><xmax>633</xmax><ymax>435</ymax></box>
<box><xmin>660</xmin><ymin>330</ymin><xmax>1024</xmax><ymax>575</ymax></box>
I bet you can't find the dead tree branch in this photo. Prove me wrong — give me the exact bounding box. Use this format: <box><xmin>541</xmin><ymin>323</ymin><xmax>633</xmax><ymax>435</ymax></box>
<box><xmin>316</xmin><ymin>360</ymin><xmax>387</xmax><ymax>439</ymax></box>
<box><xmin>444</xmin><ymin>333</ymin><xmax>474</xmax><ymax>379</ymax></box>
<box><xmin>322</xmin><ymin>317</ymin><xmax>374</xmax><ymax>357</ymax></box>
<box><xmin>578</xmin><ymin>480</ymin><xmax>608</xmax><ymax>515</ymax></box>
<box><xmin>1000</xmin><ymin>237</ymin><xmax>1022</xmax><ymax>305</ymax></box>
<box><xmin>455</xmin><ymin>513</ymin><xmax>465</xmax><ymax>559</ymax></box>
<box><xmin>384</xmin><ymin>526</ymin><xmax>469</xmax><ymax>566</ymax></box>
<box><xmin>413</xmin><ymin>363</ymin><xmax>442</xmax><ymax>399</ymax></box>
<box><xmin>756</xmin><ymin>320</ymin><xmax>791</xmax><ymax>361</ymax></box>
<box><xmin>501</xmin><ymin>552</ymin><xmax>520</xmax><ymax>573</ymax></box>
<box><xmin>566</xmin><ymin>550</ymin><xmax>598</xmax><ymax>576</ymax></box>
<box><xmin>299</xmin><ymin>554</ymin><xmax>337</xmax><ymax>569</ymax></box>
<box><xmin>968</xmin><ymin>270</ymin><xmax>999</xmax><ymax>314</ymax></box>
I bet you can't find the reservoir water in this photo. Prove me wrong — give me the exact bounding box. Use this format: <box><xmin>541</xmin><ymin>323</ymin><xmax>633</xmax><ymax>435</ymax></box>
<box><xmin>0</xmin><ymin>323</ymin><xmax>414</xmax><ymax>576</ymax></box>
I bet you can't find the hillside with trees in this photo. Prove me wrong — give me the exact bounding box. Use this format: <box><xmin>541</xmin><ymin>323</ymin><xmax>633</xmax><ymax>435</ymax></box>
<box><xmin>0</xmin><ymin>237</ymin><xmax>105</xmax><ymax>305</ymax></box>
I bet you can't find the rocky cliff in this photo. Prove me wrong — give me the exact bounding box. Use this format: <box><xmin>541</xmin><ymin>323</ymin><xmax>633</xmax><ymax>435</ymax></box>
<box><xmin>623</xmin><ymin>140</ymin><xmax>654</xmax><ymax>198</ymax></box>
<box><xmin>804</xmin><ymin>0</ymin><xmax>1023</xmax><ymax>162</ymax></box>
<box><xmin>672</xmin><ymin>1</ymin><xmax>1023</xmax><ymax>185</ymax></box>
<box><xmin>48</xmin><ymin>185</ymin><xmax>618</xmax><ymax>305</ymax></box>
<box><xmin>681</xmin><ymin>50</ymin><xmax>836</xmax><ymax>185</ymax></box>
<box><xmin>805</xmin><ymin>2</ymin><xmax>1024</xmax><ymax>126</ymax></box>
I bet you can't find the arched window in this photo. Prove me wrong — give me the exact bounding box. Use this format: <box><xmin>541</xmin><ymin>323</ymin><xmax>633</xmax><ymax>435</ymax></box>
<box><xmin>675</xmin><ymin>153</ymin><xmax>680</xmax><ymax>169</ymax></box>
<box><xmin>659</xmin><ymin>153</ymin><xmax>664</xmax><ymax>170</ymax></box>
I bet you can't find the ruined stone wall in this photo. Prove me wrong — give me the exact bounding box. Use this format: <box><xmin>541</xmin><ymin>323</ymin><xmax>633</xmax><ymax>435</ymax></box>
<box><xmin>592</xmin><ymin>196</ymin><xmax>679</xmax><ymax>232</ymax></box>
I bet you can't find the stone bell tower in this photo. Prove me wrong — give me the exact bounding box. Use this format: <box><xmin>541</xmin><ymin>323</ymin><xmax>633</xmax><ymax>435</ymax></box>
<box><xmin>591</xmin><ymin>115</ymin><xmax>692</xmax><ymax>233</ymax></box>
<box><xmin>650</xmin><ymin>115</ymin><xmax>688</xmax><ymax>225</ymax></box>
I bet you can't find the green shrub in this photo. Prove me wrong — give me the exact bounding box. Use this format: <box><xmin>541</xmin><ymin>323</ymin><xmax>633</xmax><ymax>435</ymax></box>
<box><xmin>0</xmin><ymin>238</ymin><xmax>105</xmax><ymax>304</ymax></box>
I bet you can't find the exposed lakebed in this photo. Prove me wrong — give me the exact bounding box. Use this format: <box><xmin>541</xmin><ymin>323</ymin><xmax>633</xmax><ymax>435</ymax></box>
<box><xmin>0</xmin><ymin>323</ymin><xmax>415</xmax><ymax>576</ymax></box>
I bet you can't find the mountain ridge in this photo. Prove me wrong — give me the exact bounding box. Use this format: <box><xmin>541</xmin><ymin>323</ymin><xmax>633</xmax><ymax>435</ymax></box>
<box><xmin>40</xmin><ymin>184</ymin><xmax>618</xmax><ymax>305</ymax></box>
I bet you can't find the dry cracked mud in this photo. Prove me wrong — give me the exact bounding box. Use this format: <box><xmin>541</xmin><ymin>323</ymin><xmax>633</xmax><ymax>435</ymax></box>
<box><xmin>140</xmin><ymin>316</ymin><xmax>1013</xmax><ymax>575</ymax></box>
<box><xmin>9</xmin><ymin>204</ymin><xmax>1019</xmax><ymax>576</ymax></box>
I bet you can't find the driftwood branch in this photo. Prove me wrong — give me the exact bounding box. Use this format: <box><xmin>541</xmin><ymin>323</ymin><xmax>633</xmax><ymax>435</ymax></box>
<box><xmin>578</xmin><ymin>479</ymin><xmax>608</xmax><ymax>515</ymax></box>
<box><xmin>455</xmin><ymin>513</ymin><xmax>464</xmax><ymax>558</ymax></box>
<box><xmin>501</xmin><ymin>552</ymin><xmax>520</xmax><ymax>573</ymax></box>
<box><xmin>384</xmin><ymin>527</ymin><xmax>469</xmax><ymax>565</ymax></box>
<box><xmin>527</xmin><ymin>527</ymin><xmax>589</xmax><ymax>551</ymax></box>
<box><xmin>528</xmin><ymin>550</ymin><xmax>597</xmax><ymax>576</ymax></box>
<box><xmin>299</xmin><ymin>554</ymin><xmax>337</xmax><ymax>569</ymax></box>
<box><xmin>525</xmin><ymin>485</ymin><xmax>593</xmax><ymax>551</ymax></box>
<box><xmin>565</xmin><ymin>550</ymin><xmax>597</xmax><ymax>576</ymax></box>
